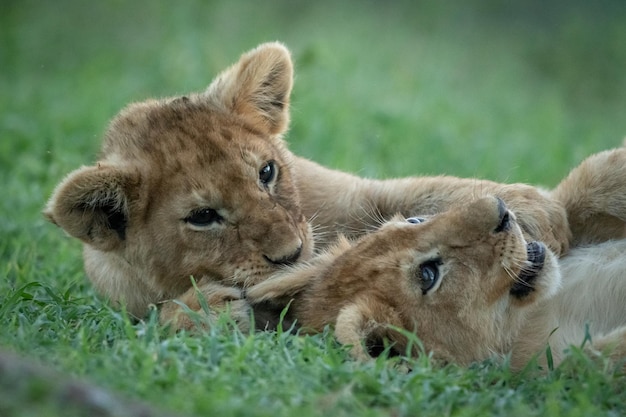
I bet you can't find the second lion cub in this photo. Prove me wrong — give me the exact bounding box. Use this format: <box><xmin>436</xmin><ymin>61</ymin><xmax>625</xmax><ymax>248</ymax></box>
<box><xmin>247</xmin><ymin>147</ymin><xmax>626</xmax><ymax>369</ymax></box>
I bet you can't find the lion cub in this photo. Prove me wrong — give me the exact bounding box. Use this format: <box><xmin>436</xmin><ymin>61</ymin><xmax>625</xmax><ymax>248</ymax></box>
<box><xmin>247</xmin><ymin>147</ymin><xmax>626</xmax><ymax>369</ymax></box>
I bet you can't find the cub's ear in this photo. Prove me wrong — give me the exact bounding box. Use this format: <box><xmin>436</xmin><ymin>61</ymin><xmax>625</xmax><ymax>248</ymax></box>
<box><xmin>335</xmin><ymin>301</ymin><xmax>406</xmax><ymax>361</ymax></box>
<box><xmin>206</xmin><ymin>42</ymin><xmax>293</xmax><ymax>135</ymax></box>
<box><xmin>44</xmin><ymin>165</ymin><xmax>139</xmax><ymax>251</ymax></box>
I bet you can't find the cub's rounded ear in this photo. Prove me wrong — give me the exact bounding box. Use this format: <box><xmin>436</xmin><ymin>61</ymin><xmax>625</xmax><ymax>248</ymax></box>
<box><xmin>44</xmin><ymin>165</ymin><xmax>139</xmax><ymax>251</ymax></box>
<box><xmin>206</xmin><ymin>42</ymin><xmax>293</xmax><ymax>136</ymax></box>
<box><xmin>335</xmin><ymin>301</ymin><xmax>405</xmax><ymax>361</ymax></box>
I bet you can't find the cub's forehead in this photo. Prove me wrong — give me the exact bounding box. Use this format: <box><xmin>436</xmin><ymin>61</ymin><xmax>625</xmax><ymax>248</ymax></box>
<box><xmin>359</xmin><ymin>220</ymin><xmax>452</xmax><ymax>261</ymax></box>
<box><xmin>353</xmin><ymin>223</ymin><xmax>426</xmax><ymax>256</ymax></box>
<box><xmin>100</xmin><ymin>97</ymin><xmax>278</xmax><ymax>169</ymax></box>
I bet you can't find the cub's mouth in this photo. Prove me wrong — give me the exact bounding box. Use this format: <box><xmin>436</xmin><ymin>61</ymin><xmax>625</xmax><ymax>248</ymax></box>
<box><xmin>519</xmin><ymin>241</ymin><xmax>546</xmax><ymax>281</ymax></box>
<box><xmin>510</xmin><ymin>241</ymin><xmax>546</xmax><ymax>298</ymax></box>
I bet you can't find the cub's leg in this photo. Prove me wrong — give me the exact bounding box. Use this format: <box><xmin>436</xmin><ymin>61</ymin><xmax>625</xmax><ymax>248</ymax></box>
<box><xmin>552</xmin><ymin>147</ymin><xmax>626</xmax><ymax>246</ymax></box>
<box><xmin>293</xmin><ymin>158</ymin><xmax>570</xmax><ymax>256</ymax></box>
<box><xmin>587</xmin><ymin>326</ymin><xmax>626</xmax><ymax>371</ymax></box>
<box><xmin>159</xmin><ymin>281</ymin><xmax>251</xmax><ymax>332</ymax></box>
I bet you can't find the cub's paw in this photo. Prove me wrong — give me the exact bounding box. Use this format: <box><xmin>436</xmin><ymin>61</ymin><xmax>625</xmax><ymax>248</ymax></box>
<box><xmin>585</xmin><ymin>326</ymin><xmax>626</xmax><ymax>372</ymax></box>
<box><xmin>159</xmin><ymin>281</ymin><xmax>251</xmax><ymax>333</ymax></box>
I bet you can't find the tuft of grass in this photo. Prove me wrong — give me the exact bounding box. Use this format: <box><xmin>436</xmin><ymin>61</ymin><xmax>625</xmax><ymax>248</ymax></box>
<box><xmin>1</xmin><ymin>1</ymin><xmax>626</xmax><ymax>416</ymax></box>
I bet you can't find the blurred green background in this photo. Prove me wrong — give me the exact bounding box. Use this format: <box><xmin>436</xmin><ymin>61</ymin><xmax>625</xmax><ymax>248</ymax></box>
<box><xmin>1</xmin><ymin>1</ymin><xmax>626</xmax><ymax>415</ymax></box>
<box><xmin>2</xmin><ymin>0</ymin><xmax>626</xmax><ymax>189</ymax></box>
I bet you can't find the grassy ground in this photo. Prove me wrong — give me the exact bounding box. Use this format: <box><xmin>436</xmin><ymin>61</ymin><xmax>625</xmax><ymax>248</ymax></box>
<box><xmin>2</xmin><ymin>1</ymin><xmax>626</xmax><ymax>416</ymax></box>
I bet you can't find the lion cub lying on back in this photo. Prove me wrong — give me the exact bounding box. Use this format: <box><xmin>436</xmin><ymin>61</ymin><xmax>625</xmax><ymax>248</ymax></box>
<box><xmin>247</xmin><ymin>147</ymin><xmax>626</xmax><ymax>369</ymax></box>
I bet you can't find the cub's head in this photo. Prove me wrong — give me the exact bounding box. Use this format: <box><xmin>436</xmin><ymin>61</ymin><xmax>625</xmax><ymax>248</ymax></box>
<box><xmin>330</xmin><ymin>196</ymin><xmax>562</xmax><ymax>364</ymax></box>
<box><xmin>251</xmin><ymin>196</ymin><xmax>561</xmax><ymax>364</ymax></box>
<box><xmin>44</xmin><ymin>43</ymin><xmax>313</xmax><ymax>317</ymax></box>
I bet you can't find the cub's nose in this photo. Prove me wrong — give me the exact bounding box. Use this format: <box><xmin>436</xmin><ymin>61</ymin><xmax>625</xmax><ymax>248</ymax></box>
<box><xmin>465</xmin><ymin>196</ymin><xmax>511</xmax><ymax>234</ymax></box>
<box><xmin>264</xmin><ymin>244</ymin><xmax>303</xmax><ymax>266</ymax></box>
<box><xmin>493</xmin><ymin>197</ymin><xmax>511</xmax><ymax>233</ymax></box>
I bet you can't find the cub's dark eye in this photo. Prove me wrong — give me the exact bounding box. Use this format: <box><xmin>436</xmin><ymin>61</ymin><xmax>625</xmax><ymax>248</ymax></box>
<box><xmin>259</xmin><ymin>161</ymin><xmax>277</xmax><ymax>185</ymax></box>
<box><xmin>184</xmin><ymin>208</ymin><xmax>221</xmax><ymax>227</ymax></box>
<box><xmin>418</xmin><ymin>259</ymin><xmax>441</xmax><ymax>294</ymax></box>
<box><xmin>407</xmin><ymin>217</ymin><xmax>426</xmax><ymax>224</ymax></box>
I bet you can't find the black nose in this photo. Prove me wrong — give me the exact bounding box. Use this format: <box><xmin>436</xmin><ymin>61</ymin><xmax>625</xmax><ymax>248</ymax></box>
<box><xmin>264</xmin><ymin>245</ymin><xmax>302</xmax><ymax>266</ymax></box>
<box><xmin>494</xmin><ymin>197</ymin><xmax>510</xmax><ymax>233</ymax></box>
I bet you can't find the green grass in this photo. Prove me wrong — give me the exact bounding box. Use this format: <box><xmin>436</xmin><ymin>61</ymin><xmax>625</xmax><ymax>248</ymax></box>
<box><xmin>2</xmin><ymin>1</ymin><xmax>626</xmax><ymax>416</ymax></box>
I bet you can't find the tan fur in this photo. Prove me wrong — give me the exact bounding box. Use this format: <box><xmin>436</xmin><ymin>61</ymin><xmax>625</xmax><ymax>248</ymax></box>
<box><xmin>552</xmin><ymin>148</ymin><xmax>626</xmax><ymax>246</ymax></box>
<box><xmin>511</xmin><ymin>240</ymin><xmax>626</xmax><ymax>369</ymax></box>
<box><xmin>248</xmin><ymin>147</ymin><xmax>626</xmax><ymax>369</ymax></box>
<box><xmin>45</xmin><ymin>42</ymin><xmax>570</xmax><ymax>327</ymax></box>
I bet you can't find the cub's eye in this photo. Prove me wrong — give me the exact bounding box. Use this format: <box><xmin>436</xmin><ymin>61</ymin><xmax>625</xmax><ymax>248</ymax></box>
<box><xmin>407</xmin><ymin>217</ymin><xmax>426</xmax><ymax>224</ymax></box>
<box><xmin>184</xmin><ymin>208</ymin><xmax>222</xmax><ymax>227</ymax></box>
<box><xmin>418</xmin><ymin>259</ymin><xmax>441</xmax><ymax>294</ymax></box>
<box><xmin>259</xmin><ymin>161</ymin><xmax>277</xmax><ymax>185</ymax></box>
